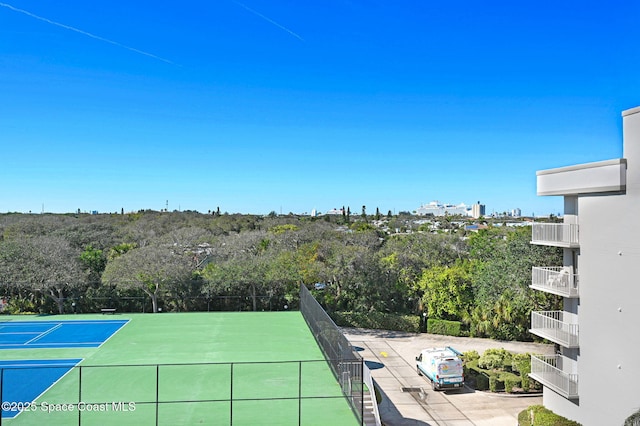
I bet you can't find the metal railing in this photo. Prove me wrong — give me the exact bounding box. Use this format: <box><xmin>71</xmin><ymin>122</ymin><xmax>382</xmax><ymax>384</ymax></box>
<box><xmin>362</xmin><ymin>365</ymin><xmax>381</xmax><ymax>426</ymax></box>
<box><xmin>531</xmin><ymin>223</ymin><xmax>579</xmax><ymax>247</ymax></box>
<box><xmin>530</xmin><ymin>311</ymin><xmax>579</xmax><ymax>348</ymax></box>
<box><xmin>299</xmin><ymin>284</ymin><xmax>369</xmax><ymax>425</ymax></box>
<box><xmin>531</xmin><ymin>266</ymin><xmax>579</xmax><ymax>298</ymax></box>
<box><xmin>529</xmin><ymin>354</ymin><xmax>578</xmax><ymax>399</ymax></box>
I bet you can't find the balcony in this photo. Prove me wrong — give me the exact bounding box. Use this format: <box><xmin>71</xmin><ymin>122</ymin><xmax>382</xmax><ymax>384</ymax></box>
<box><xmin>531</xmin><ymin>223</ymin><xmax>579</xmax><ymax>248</ymax></box>
<box><xmin>530</xmin><ymin>354</ymin><xmax>579</xmax><ymax>400</ymax></box>
<box><xmin>531</xmin><ymin>266</ymin><xmax>579</xmax><ymax>298</ymax></box>
<box><xmin>530</xmin><ymin>311</ymin><xmax>579</xmax><ymax>348</ymax></box>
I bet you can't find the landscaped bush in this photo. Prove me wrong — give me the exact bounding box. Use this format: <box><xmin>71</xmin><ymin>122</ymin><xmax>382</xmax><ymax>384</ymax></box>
<box><xmin>463</xmin><ymin>350</ymin><xmax>480</xmax><ymax>362</ymax></box>
<box><xmin>511</xmin><ymin>353</ymin><xmax>532</xmax><ymax>390</ymax></box>
<box><xmin>426</xmin><ymin>318</ymin><xmax>461</xmax><ymax>336</ymax></box>
<box><xmin>512</xmin><ymin>353</ymin><xmax>531</xmax><ymax>374</ymax></box>
<box><xmin>331</xmin><ymin>311</ymin><xmax>420</xmax><ymax>333</ymax></box>
<box><xmin>518</xmin><ymin>405</ymin><xmax>581</xmax><ymax>426</ymax></box>
<box><xmin>474</xmin><ymin>372</ymin><xmax>489</xmax><ymax>390</ymax></box>
<box><xmin>478</xmin><ymin>348</ymin><xmax>512</xmax><ymax>370</ymax></box>
<box><xmin>625</xmin><ymin>409</ymin><xmax>640</xmax><ymax>426</ymax></box>
<box><xmin>4</xmin><ymin>298</ymin><xmax>38</xmax><ymax>315</ymax></box>
<box><xmin>463</xmin><ymin>358</ymin><xmax>490</xmax><ymax>390</ymax></box>
<box><xmin>488</xmin><ymin>375</ymin><xmax>503</xmax><ymax>392</ymax></box>
<box><xmin>503</xmin><ymin>374</ymin><xmax>520</xmax><ymax>393</ymax></box>
<box><xmin>464</xmin><ymin>349</ymin><xmax>540</xmax><ymax>393</ymax></box>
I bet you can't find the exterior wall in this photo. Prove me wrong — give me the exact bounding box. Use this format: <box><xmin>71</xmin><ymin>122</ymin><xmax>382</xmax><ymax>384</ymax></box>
<box><xmin>573</xmin><ymin>191</ymin><xmax>640</xmax><ymax>426</ymax></box>
<box><xmin>536</xmin><ymin>159</ymin><xmax>626</xmax><ymax>196</ymax></box>
<box><xmin>471</xmin><ymin>203</ymin><xmax>485</xmax><ymax>219</ymax></box>
<box><xmin>536</xmin><ymin>107</ymin><xmax>640</xmax><ymax>426</ymax></box>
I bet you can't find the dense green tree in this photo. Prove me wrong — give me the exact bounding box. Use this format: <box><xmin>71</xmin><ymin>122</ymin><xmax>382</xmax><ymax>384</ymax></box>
<box><xmin>80</xmin><ymin>245</ymin><xmax>107</xmax><ymax>283</ymax></box>
<box><xmin>0</xmin><ymin>211</ymin><xmax>563</xmax><ymax>341</ymax></box>
<box><xmin>0</xmin><ymin>236</ymin><xmax>86</xmax><ymax>314</ymax></box>
<box><xmin>416</xmin><ymin>261</ymin><xmax>475</xmax><ymax>321</ymax></box>
<box><xmin>467</xmin><ymin>226</ymin><xmax>562</xmax><ymax>340</ymax></box>
<box><xmin>102</xmin><ymin>245</ymin><xmax>194</xmax><ymax>313</ymax></box>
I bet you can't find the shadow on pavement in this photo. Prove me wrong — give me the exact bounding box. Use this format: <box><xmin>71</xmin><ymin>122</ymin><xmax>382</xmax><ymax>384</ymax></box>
<box><xmin>342</xmin><ymin>327</ymin><xmax>416</xmax><ymax>339</ymax></box>
<box><xmin>365</xmin><ymin>360</ymin><xmax>385</xmax><ymax>370</ymax></box>
<box><xmin>373</xmin><ymin>380</ymin><xmax>433</xmax><ymax>426</ymax></box>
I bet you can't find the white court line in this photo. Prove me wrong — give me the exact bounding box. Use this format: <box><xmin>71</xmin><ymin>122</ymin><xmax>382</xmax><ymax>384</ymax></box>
<box><xmin>8</xmin><ymin>358</ymin><xmax>84</xmax><ymax>420</ymax></box>
<box><xmin>25</xmin><ymin>323</ymin><xmax>62</xmax><ymax>344</ymax></box>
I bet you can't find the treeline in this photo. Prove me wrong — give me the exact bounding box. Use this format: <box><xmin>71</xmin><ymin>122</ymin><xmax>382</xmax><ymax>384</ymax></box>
<box><xmin>0</xmin><ymin>211</ymin><xmax>562</xmax><ymax>341</ymax></box>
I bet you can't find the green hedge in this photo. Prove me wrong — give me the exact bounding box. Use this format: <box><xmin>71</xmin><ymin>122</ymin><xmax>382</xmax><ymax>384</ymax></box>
<box><xmin>464</xmin><ymin>350</ymin><xmax>539</xmax><ymax>393</ymax></box>
<box><xmin>518</xmin><ymin>405</ymin><xmax>581</xmax><ymax>426</ymax></box>
<box><xmin>475</xmin><ymin>372</ymin><xmax>489</xmax><ymax>390</ymax></box>
<box><xmin>426</xmin><ymin>318</ymin><xmax>461</xmax><ymax>336</ymax></box>
<box><xmin>331</xmin><ymin>311</ymin><xmax>421</xmax><ymax>333</ymax></box>
<box><xmin>503</xmin><ymin>373</ymin><xmax>521</xmax><ymax>393</ymax></box>
<box><xmin>463</xmin><ymin>359</ymin><xmax>490</xmax><ymax>390</ymax></box>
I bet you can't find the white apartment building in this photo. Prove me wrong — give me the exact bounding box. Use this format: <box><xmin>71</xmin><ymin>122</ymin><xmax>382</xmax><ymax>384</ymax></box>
<box><xmin>471</xmin><ymin>202</ymin><xmax>486</xmax><ymax>219</ymax></box>
<box><xmin>528</xmin><ymin>106</ymin><xmax>640</xmax><ymax>425</ymax></box>
<box><xmin>416</xmin><ymin>201</ymin><xmax>470</xmax><ymax>216</ymax></box>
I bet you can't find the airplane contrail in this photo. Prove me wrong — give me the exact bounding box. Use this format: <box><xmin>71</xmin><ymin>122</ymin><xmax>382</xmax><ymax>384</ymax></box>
<box><xmin>232</xmin><ymin>1</ymin><xmax>304</xmax><ymax>42</ymax></box>
<box><xmin>0</xmin><ymin>2</ymin><xmax>174</xmax><ymax>64</ymax></box>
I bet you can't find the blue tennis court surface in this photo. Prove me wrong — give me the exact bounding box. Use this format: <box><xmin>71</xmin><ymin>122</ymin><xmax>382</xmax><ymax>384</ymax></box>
<box><xmin>1</xmin><ymin>358</ymin><xmax>82</xmax><ymax>418</ymax></box>
<box><xmin>0</xmin><ymin>319</ymin><xmax>128</xmax><ymax>349</ymax></box>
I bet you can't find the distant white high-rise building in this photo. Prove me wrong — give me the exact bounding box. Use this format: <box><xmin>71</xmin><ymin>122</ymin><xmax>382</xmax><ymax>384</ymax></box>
<box><xmin>471</xmin><ymin>202</ymin><xmax>486</xmax><ymax>219</ymax></box>
<box><xmin>416</xmin><ymin>201</ymin><xmax>470</xmax><ymax>216</ymax></box>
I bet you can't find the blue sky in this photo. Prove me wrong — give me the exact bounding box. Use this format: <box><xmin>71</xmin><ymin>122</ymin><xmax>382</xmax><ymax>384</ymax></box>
<box><xmin>1</xmin><ymin>1</ymin><xmax>639</xmax><ymax>216</ymax></box>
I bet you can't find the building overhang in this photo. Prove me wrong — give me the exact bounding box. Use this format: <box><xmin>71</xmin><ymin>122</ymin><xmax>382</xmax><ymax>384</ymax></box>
<box><xmin>536</xmin><ymin>158</ymin><xmax>626</xmax><ymax>196</ymax></box>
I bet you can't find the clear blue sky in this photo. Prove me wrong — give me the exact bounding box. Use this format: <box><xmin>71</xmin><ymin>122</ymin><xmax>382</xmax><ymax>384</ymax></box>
<box><xmin>2</xmin><ymin>1</ymin><xmax>639</xmax><ymax>216</ymax></box>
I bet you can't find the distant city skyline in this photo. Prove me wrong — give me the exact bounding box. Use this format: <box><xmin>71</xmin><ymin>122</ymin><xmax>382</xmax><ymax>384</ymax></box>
<box><xmin>2</xmin><ymin>2</ymin><xmax>637</xmax><ymax>217</ymax></box>
<box><xmin>24</xmin><ymin>199</ymin><xmax>547</xmax><ymax>219</ymax></box>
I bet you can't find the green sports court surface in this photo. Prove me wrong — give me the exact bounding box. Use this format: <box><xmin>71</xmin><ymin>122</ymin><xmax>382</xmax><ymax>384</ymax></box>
<box><xmin>0</xmin><ymin>312</ymin><xmax>358</xmax><ymax>426</ymax></box>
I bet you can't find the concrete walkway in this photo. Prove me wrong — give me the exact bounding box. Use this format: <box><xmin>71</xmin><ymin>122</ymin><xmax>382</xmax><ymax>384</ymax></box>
<box><xmin>342</xmin><ymin>328</ymin><xmax>555</xmax><ymax>426</ymax></box>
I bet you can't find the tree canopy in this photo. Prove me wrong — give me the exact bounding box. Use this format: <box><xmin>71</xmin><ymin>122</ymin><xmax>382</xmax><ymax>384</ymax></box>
<box><xmin>0</xmin><ymin>211</ymin><xmax>561</xmax><ymax>341</ymax></box>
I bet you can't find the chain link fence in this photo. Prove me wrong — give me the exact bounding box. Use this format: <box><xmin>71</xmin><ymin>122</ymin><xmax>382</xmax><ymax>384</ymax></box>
<box><xmin>0</xmin><ymin>360</ymin><xmax>353</xmax><ymax>426</ymax></box>
<box><xmin>299</xmin><ymin>284</ymin><xmax>364</xmax><ymax>425</ymax></box>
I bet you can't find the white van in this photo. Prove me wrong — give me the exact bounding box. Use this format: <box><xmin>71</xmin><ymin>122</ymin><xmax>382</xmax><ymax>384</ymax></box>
<box><xmin>416</xmin><ymin>347</ymin><xmax>464</xmax><ymax>390</ymax></box>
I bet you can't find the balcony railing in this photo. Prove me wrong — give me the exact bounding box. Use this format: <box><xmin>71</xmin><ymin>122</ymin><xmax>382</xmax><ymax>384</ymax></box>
<box><xmin>531</xmin><ymin>266</ymin><xmax>579</xmax><ymax>298</ymax></box>
<box><xmin>530</xmin><ymin>354</ymin><xmax>578</xmax><ymax>399</ymax></box>
<box><xmin>531</xmin><ymin>223</ymin><xmax>579</xmax><ymax>248</ymax></box>
<box><xmin>530</xmin><ymin>311</ymin><xmax>579</xmax><ymax>348</ymax></box>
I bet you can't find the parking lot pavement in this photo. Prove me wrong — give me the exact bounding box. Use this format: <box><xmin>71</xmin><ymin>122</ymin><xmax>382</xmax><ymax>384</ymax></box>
<box><xmin>343</xmin><ymin>328</ymin><xmax>555</xmax><ymax>426</ymax></box>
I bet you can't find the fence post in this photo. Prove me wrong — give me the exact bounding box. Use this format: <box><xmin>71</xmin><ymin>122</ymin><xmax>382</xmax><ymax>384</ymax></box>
<box><xmin>78</xmin><ymin>366</ymin><xmax>82</xmax><ymax>426</ymax></box>
<box><xmin>230</xmin><ymin>363</ymin><xmax>234</xmax><ymax>426</ymax></box>
<box><xmin>156</xmin><ymin>365</ymin><xmax>159</xmax><ymax>426</ymax></box>
<box><xmin>361</xmin><ymin>359</ymin><xmax>364</xmax><ymax>426</ymax></box>
<box><xmin>1</xmin><ymin>368</ymin><xmax>4</xmax><ymax>426</ymax></box>
<box><xmin>298</xmin><ymin>361</ymin><xmax>302</xmax><ymax>426</ymax></box>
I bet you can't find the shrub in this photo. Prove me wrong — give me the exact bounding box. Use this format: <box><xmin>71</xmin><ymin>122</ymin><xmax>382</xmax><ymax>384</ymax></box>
<box><xmin>512</xmin><ymin>353</ymin><xmax>531</xmax><ymax>374</ymax></box>
<box><xmin>4</xmin><ymin>298</ymin><xmax>38</xmax><ymax>315</ymax></box>
<box><xmin>426</xmin><ymin>318</ymin><xmax>461</xmax><ymax>336</ymax></box>
<box><xmin>475</xmin><ymin>372</ymin><xmax>489</xmax><ymax>391</ymax></box>
<box><xmin>625</xmin><ymin>409</ymin><xmax>640</xmax><ymax>426</ymax></box>
<box><xmin>463</xmin><ymin>350</ymin><xmax>480</xmax><ymax>362</ymax></box>
<box><xmin>518</xmin><ymin>405</ymin><xmax>581</xmax><ymax>426</ymax></box>
<box><xmin>466</xmin><ymin>349</ymin><xmax>538</xmax><ymax>393</ymax></box>
<box><xmin>478</xmin><ymin>348</ymin><xmax>512</xmax><ymax>370</ymax></box>
<box><xmin>488</xmin><ymin>375</ymin><xmax>503</xmax><ymax>392</ymax></box>
<box><xmin>503</xmin><ymin>373</ymin><xmax>520</xmax><ymax>393</ymax></box>
<box><xmin>331</xmin><ymin>311</ymin><xmax>421</xmax><ymax>333</ymax></box>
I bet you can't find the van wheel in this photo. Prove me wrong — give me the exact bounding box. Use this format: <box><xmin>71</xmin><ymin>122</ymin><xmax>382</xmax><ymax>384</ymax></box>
<box><xmin>431</xmin><ymin>380</ymin><xmax>436</xmax><ymax>391</ymax></box>
<box><xmin>417</xmin><ymin>367</ymin><xmax>422</xmax><ymax>376</ymax></box>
